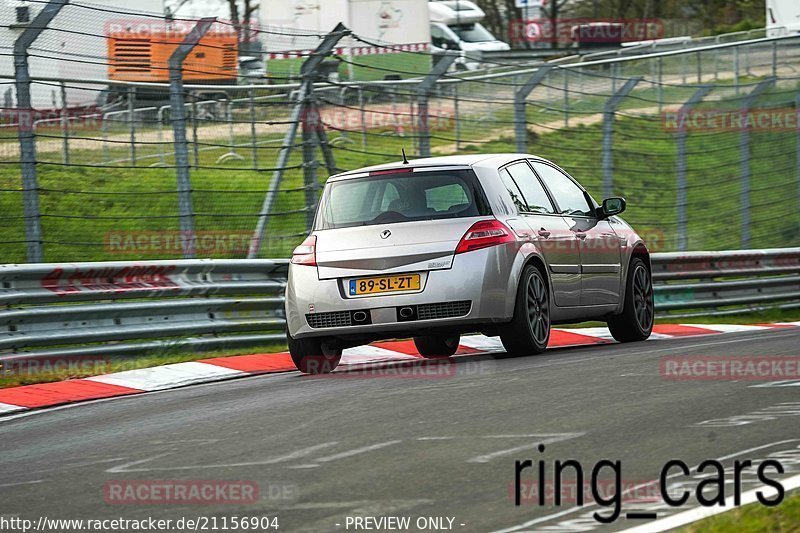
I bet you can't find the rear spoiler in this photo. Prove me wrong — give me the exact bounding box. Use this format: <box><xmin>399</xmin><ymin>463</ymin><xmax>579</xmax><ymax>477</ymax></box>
<box><xmin>330</xmin><ymin>164</ymin><xmax>473</xmax><ymax>181</ymax></box>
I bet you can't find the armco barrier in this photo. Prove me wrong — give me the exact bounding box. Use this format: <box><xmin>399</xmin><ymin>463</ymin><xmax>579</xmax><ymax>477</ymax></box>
<box><xmin>652</xmin><ymin>247</ymin><xmax>800</xmax><ymax>317</ymax></box>
<box><xmin>0</xmin><ymin>259</ymin><xmax>288</xmax><ymax>362</ymax></box>
<box><xmin>1</xmin><ymin>248</ymin><xmax>799</xmax><ymax>361</ymax></box>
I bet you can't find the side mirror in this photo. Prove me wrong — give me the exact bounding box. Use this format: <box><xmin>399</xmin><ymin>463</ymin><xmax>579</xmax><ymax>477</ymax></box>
<box><xmin>601</xmin><ymin>197</ymin><xmax>626</xmax><ymax>218</ymax></box>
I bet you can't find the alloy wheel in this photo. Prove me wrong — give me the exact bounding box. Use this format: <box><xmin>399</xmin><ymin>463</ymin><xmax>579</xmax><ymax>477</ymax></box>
<box><xmin>526</xmin><ymin>272</ymin><xmax>550</xmax><ymax>345</ymax></box>
<box><xmin>632</xmin><ymin>264</ymin><xmax>654</xmax><ymax>331</ymax></box>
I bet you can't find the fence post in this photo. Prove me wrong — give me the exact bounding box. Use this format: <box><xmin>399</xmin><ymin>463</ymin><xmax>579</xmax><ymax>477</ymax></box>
<box><xmin>611</xmin><ymin>63</ymin><xmax>617</xmax><ymax>92</ymax></box>
<box><xmin>563</xmin><ymin>69</ymin><xmax>569</xmax><ymax>127</ymax></box>
<box><xmin>168</xmin><ymin>17</ymin><xmax>215</xmax><ymax>259</ymax></box>
<box><xmin>301</xmin><ymin>107</ymin><xmax>319</xmax><ymax>231</ymax></box>
<box><xmin>358</xmin><ymin>86</ymin><xmax>368</xmax><ymax>155</ymax></box>
<box><xmin>249</xmin><ymin>88</ymin><xmax>258</xmax><ymax>169</ymax></box>
<box><xmin>60</xmin><ymin>81</ymin><xmax>69</xmax><ymax>166</ymax></box>
<box><xmin>216</xmin><ymin>100</ymin><xmax>243</xmax><ymax>164</ymax></box>
<box><xmin>127</xmin><ymin>86</ymin><xmax>136</xmax><ymax>165</ymax></box>
<box><xmin>744</xmin><ymin>41</ymin><xmax>750</xmax><ymax>76</ymax></box>
<box><xmin>416</xmin><ymin>52</ymin><xmax>457</xmax><ymax>157</ymax></box>
<box><xmin>657</xmin><ymin>56</ymin><xmax>663</xmax><ymax>114</ymax></box>
<box><xmin>13</xmin><ymin>0</ymin><xmax>67</xmax><ymax>262</ymax></box>
<box><xmin>675</xmin><ymin>86</ymin><xmax>712</xmax><ymax>252</ymax></box>
<box><xmin>772</xmin><ymin>40</ymin><xmax>778</xmax><ymax>78</ymax></box>
<box><xmin>602</xmin><ymin>77</ymin><xmax>641</xmax><ymax>199</ymax></box>
<box><xmin>247</xmin><ymin>23</ymin><xmax>350</xmax><ymax>259</ymax></box>
<box><xmin>713</xmin><ymin>47</ymin><xmax>719</xmax><ymax>81</ymax></box>
<box><xmin>514</xmin><ymin>65</ymin><xmax>552</xmax><ymax>154</ymax></box>
<box><xmin>453</xmin><ymin>83</ymin><xmax>461</xmax><ymax>151</ymax></box>
<box><xmin>696</xmin><ymin>51</ymin><xmax>701</xmax><ymax>83</ymax></box>
<box><xmin>739</xmin><ymin>78</ymin><xmax>775</xmax><ymax>249</ymax></box>
<box><xmin>680</xmin><ymin>49</ymin><xmax>687</xmax><ymax>84</ymax></box>
<box><xmin>156</xmin><ymin>105</ymin><xmax>167</xmax><ymax>166</ymax></box>
<box><xmin>102</xmin><ymin>110</ymin><xmax>110</xmax><ymax>163</ymax></box>
<box><xmin>191</xmin><ymin>95</ymin><xmax>199</xmax><ymax>169</ymax></box>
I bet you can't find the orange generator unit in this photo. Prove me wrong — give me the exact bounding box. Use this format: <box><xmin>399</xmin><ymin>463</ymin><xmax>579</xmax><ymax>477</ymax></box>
<box><xmin>107</xmin><ymin>29</ymin><xmax>238</xmax><ymax>83</ymax></box>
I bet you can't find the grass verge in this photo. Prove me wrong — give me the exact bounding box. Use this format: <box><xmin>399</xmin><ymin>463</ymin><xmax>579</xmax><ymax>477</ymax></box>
<box><xmin>679</xmin><ymin>491</ymin><xmax>800</xmax><ymax>533</ymax></box>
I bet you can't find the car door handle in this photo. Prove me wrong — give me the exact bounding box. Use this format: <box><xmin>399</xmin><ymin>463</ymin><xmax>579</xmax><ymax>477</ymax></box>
<box><xmin>537</xmin><ymin>229</ymin><xmax>551</xmax><ymax>238</ymax></box>
<box><xmin>574</xmin><ymin>232</ymin><xmax>587</xmax><ymax>240</ymax></box>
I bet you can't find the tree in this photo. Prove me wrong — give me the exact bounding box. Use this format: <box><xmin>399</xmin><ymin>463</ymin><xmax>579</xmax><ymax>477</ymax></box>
<box><xmin>165</xmin><ymin>0</ymin><xmax>260</xmax><ymax>45</ymax></box>
<box><xmin>547</xmin><ymin>0</ymin><xmax>572</xmax><ymax>48</ymax></box>
<box><xmin>225</xmin><ymin>0</ymin><xmax>260</xmax><ymax>45</ymax></box>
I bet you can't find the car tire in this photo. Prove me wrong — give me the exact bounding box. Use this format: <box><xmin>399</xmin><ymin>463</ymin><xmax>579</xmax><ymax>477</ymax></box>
<box><xmin>607</xmin><ymin>257</ymin><xmax>654</xmax><ymax>342</ymax></box>
<box><xmin>500</xmin><ymin>265</ymin><xmax>550</xmax><ymax>357</ymax></box>
<box><xmin>287</xmin><ymin>333</ymin><xmax>342</xmax><ymax>374</ymax></box>
<box><xmin>413</xmin><ymin>334</ymin><xmax>460</xmax><ymax>358</ymax></box>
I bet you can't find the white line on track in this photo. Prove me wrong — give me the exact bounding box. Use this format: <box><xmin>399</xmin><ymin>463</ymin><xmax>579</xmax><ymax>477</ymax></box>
<box><xmin>751</xmin><ymin>380</ymin><xmax>800</xmax><ymax>388</ymax></box>
<box><xmin>619</xmin><ymin>472</ymin><xmax>800</xmax><ymax>532</ymax></box>
<box><xmin>418</xmin><ymin>434</ymin><xmax>579</xmax><ymax>440</ymax></box>
<box><xmin>316</xmin><ymin>440</ymin><xmax>402</xmax><ymax>462</ymax></box>
<box><xmin>466</xmin><ymin>433</ymin><xmax>585</xmax><ymax>464</ymax></box>
<box><xmin>0</xmin><ymin>480</ymin><xmax>44</xmax><ymax>489</ymax></box>
<box><xmin>106</xmin><ymin>442</ymin><xmax>339</xmax><ymax>473</ymax></box>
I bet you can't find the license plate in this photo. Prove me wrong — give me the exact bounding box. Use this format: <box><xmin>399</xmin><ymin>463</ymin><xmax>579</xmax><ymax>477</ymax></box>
<box><xmin>349</xmin><ymin>274</ymin><xmax>421</xmax><ymax>296</ymax></box>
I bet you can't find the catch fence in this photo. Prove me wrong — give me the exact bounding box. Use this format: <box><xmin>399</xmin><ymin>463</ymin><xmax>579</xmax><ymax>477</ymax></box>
<box><xmin>2</xmin><ymin>2</ymin><xmax>800</xmax><ymax>263</ymax></box>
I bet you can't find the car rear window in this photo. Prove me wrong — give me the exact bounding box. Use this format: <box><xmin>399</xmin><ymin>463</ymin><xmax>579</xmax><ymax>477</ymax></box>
<box><xmin>315</xmin><ymin>169</ymin><xmax>491</xmax><ymax>230</ymax></box>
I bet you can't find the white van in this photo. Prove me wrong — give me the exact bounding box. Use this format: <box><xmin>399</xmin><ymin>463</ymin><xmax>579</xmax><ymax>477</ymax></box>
<box><xmin>429</xmin><ymin>0</ymin><xmax>510</xmax><ymax>70</ymax></box>
<box><xmin>767</xmin><ymin>0</ymin><xmax>800</xmax><ymax>36</ymax></box>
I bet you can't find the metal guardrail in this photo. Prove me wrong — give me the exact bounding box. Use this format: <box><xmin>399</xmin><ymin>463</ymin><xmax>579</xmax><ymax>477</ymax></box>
<box><xmin>1</xmin><ymin>248</ymin><xmax>799</xmax><ymax>361</ymax></box>
<box><xmin>0</xmin><ymin>260</ymin><xmax>288</xmax><ymax>362</ymax></box>
<box><xmin>652</xmin><ymin>248</ymin><xmax>800</xmax><ymax>317</ymax></box>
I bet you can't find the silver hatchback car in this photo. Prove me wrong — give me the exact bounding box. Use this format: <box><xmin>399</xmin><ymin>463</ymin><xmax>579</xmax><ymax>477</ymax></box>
<box><xmin>285</xmin><ymin>154</ymin><xmax>654</xmax><ymax>373</ymax></box>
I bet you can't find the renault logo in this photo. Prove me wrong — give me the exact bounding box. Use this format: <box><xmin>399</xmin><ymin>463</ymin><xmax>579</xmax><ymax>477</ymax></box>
<box><xmin>380</xmin><ymin>230</ymin><xmax>392</xmax><ymax>239</ymax></box>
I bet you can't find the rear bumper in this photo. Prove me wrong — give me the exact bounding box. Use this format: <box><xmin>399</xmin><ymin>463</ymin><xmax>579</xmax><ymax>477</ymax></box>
<box><xmin>286</xmin><ymin>246</ymin><xmax>518</xmax><ymax>340</ymax></box>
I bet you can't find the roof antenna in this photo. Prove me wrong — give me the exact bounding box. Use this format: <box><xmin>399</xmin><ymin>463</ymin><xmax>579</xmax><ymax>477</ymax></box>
<box><xmin>401</xmin><ymin>148</ymin><xmax>410</xmax><ymax>165</ymax></box>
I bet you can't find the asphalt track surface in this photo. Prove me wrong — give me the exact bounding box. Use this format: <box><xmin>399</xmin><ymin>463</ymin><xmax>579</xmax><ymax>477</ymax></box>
<box><xmin>1</xmin><ymin>327</ymin><xmax>799</xmax><ymax>532</ymax></box>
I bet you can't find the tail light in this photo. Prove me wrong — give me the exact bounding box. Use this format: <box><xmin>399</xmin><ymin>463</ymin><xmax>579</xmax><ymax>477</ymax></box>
<box><xmin>455</xmin><ymin>219</ymin><xmax>515</xmax><ymax>254</ymax></box>
<box><xmin>291</xmin><ymin>235</ymin><xmax>317</xmax><ymax>266</ymax></box>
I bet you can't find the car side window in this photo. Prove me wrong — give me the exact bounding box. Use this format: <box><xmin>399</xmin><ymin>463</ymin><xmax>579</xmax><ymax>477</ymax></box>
<box><xmin>499</xmin><ymin>169</ymin><xmax>527</xmax><ymax>213</ymax></box>
<box><xmin>505</xmin><ymin>162</ymin><xmax>556</xmax><ymax>214</ymax></box>
<box><xmin>531</xmin><ymin>162</ymin><xmax>593</xmax><ymax>217</ymax></box>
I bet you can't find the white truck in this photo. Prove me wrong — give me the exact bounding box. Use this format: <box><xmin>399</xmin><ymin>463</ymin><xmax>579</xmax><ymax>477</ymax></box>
<box><xmin>767</xmin><ymin>0</ymin><xmax>800</xmax><ymax>36</ymax></box>
<box><xmin>258</xmin><ymin>0</ymin><xmax>433</xmax><ymax>81</ymax></box>
<box><xmin>428</xmin><ymin>0</ymin><xmax>510</xmax><ymax>70</ymax></box>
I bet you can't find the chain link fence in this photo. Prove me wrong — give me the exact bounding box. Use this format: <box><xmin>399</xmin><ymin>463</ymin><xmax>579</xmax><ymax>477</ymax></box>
<box><xmin>2</xmin><ymin>1</ymin><xmax>800</xmax><ymax>263</ymax></box>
